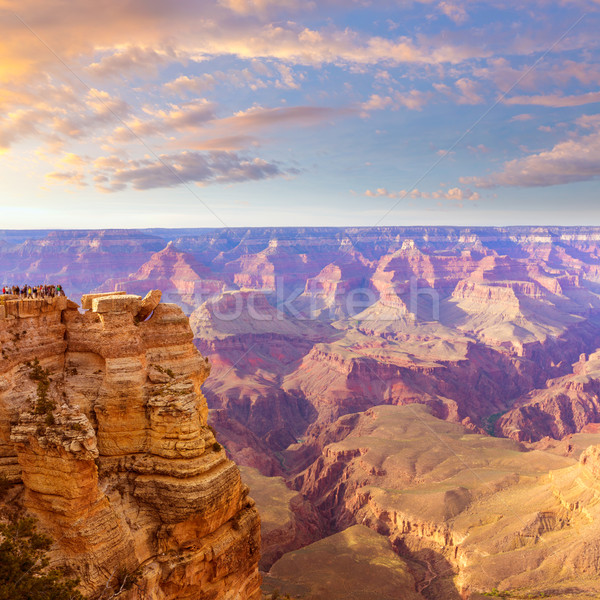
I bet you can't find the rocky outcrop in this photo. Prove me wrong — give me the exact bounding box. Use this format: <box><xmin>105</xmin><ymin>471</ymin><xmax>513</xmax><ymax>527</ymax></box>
<box><xmin>498</xmin><ymin>351</ymin><xmax>600</xmax><ymax>442</ymax></box>
<box><xmin>288</xmin><ymin>404</ymin><xmax>600</xmax><ymax>598</ymax></box>
<box><xmin>0</xmin><ymin>293</ymin><xmax>261</xmax><ymax>600</ymax></box>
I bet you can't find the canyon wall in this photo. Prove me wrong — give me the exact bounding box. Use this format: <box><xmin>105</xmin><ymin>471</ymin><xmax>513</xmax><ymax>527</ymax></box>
<box><xmin>0</xmin><ymin>292</ymin><xmax>261</xmax><ymax>600</ymax></box>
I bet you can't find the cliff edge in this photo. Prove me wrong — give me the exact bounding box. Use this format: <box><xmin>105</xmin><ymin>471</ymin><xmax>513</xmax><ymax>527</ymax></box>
<box><xmin>0</xmin><ymin>291</ymin><xmax>261</xmax><ymax>600</ymax></box>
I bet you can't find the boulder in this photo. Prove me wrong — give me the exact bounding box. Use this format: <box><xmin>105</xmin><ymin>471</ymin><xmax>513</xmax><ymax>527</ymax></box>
<box><xmin>92</xmin><ymin>294</ymin><xmax>142</xmax><ymax>315</ymax></box>
<box><xmin>137</xmin><ymin>289</ymin><xmax>162</xmax><ymax>322</ymax></box>
<box><xmin>81</xmin><ymin>291</ymin><xmax>127</xmax><ymax>310</ymax></box>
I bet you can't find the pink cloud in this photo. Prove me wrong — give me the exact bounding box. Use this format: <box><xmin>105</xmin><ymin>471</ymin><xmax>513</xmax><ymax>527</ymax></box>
<box><xmin>438</xmin><ymin>1</ymin><xmax>468</xmax><ymax>24</ymax></box>
<box><xmin>218</xmin><ymin>105</ymin><xmax>349</xmax><ymax>130</ymax></box>
<box><xmin>504</xmin><ymin>91</ymin><xmax>600</xmax><ymax>107</ymax></box>
<box><xmin>509</xmin><ymin>113</ymin><xmax>534</xmax><ymax>122</ymax></box>
<box><xmin>112</xmin><ymin>99</ymin><xmax>216</xmax><ymax>141</ymax></box>
<box><xmin>454</xmin><ymin>77</ymin><xmax>484</xmax><ymax>104</ymax></box>
<box><xmin>87</xmin><ymin>46</ymin><xmax>190</xmax><ymax>78</ymax></box>
<box><xmin>361</xmin><ymin>89</ymin><xmax>431</xmax><ymax>113</ymax></box>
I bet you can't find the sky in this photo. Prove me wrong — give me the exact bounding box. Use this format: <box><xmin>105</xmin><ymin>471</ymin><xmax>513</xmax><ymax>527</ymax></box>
<box><xmin>0</xmin><ymin>0</ymin><xmax>599</xmax><ymax>229</ymax></box>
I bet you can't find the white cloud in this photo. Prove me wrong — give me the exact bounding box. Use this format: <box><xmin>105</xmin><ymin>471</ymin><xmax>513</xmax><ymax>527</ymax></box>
<box><xmin>365</xmin><ymin>186</ymin><xmax>480</xmax><ymax>201</ymax></box>
<box><xmin>463</xmin><ymin>116</ymin><xmax>600</xmax><ymax>187</ymax></box>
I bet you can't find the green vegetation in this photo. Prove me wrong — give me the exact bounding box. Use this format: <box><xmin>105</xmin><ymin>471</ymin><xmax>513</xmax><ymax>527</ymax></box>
<box><xmin>484</xmin><ymin>411</ymin><xmax>507</xmax><ymax>436</ymax></box>
<box><xmin>266</xmin><ymin>591</ymin><xmax>294</xmax><ymax>600</ymax></box>
<box><xmin>0</xmin><ymin>517</ymin><xmax>86</xmax><ymax>600</ymax></box>
<box><xmin>98</xmin><ymin>567</ymin><xmax>141</xmax><ymax>599</ymax></box>
<box><xmin>151</xmin><ymin>364</ymin><xmax>175</xmax><ymax>379</ymax></box>
<box><xmin>212</xmin><ymin>442</ymin><xmax>222</xmax><ymax>452</ymax></box>
<box><xmin>0</xmin><ymin>473</ymin><xmax>10</xmax><ymax>500</ymax></box>
<box><xmin>483</xmin><ymin>591</ymin><xmax>551</xmax><ymax>599</ymax></box>
<box><xmin>27</xmin><ymin>358</ymin><xmax>55</xmax><ymax>418</ymax></box>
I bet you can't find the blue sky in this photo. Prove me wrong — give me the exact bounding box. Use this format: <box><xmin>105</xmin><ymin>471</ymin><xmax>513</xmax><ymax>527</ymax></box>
<box><xmin>0</xmin><ymin>0</ymin><xmax>599</xmax><ymax>228</ymax></box>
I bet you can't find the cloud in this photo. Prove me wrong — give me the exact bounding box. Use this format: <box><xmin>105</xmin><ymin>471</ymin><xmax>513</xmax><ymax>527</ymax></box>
<box><xmin>438</xmin><ymin>1</ymin><xmax>468</xmax><ymax>24</ymax></box>
<box><xmin>112</xmin><ymin>99</ymin><xmax>216</xmax><ymax>141</ymax></box>
<box><xmin>509</xmin><ymin>113</ymin><xmax>534</xmax><ymax>122</ymax></box>
<box><xmin>362</xmin><ymin>94</ymin><xmax>394</xmax><ymax>111</ymax></box>
<box><xmin>0</xmin><ymin>87</ymin><xmax>129</xmax><ymax>149</ymax></box>
<box><xmin>0</xmin><ymin>0</ymin><xmax>491</xmax><ymax>91</ymax></box>
<box><xmin>467</xmin><ymin>144</ymin><xmax>490</xmax><ymax>153</ymax></box>
<box><xmin>0</xmin><ymin>108</ymin><xmax>47</xmax><ymax>148</ymax></box>
<box><xmin>164</xmin><ymin>75</ymin><xmax>219</xmax><ymax>95</ymax></box>
<box><xmin>365</xmin><ymin>186</ymin><xmax>480</xmax><ymax>201</ymax></box>
<box><xmin>218</xmin><ymin>105</ymin><xmax>349</xmax><ymax>130</ymax></box>
<box><xmin>474</xmin><ymin>58</ymin><xmax>600</xmax><ymax>96</ymax></box>
<box><xmin>361</xmin><ymin>89</ymin><xmax>431</xmax><ymax>113</ymax></box>
<box><xmin>433</xmin><ymin>78</ymin><xmax>483</xmax><ymax>105</ymax></box>
<box><xmin>174</xmin><ymin>135</ymin><xmax>259</xmax><ymax>151</ymax></box>
<box><xmin>164</xmin><ymin>65</ymin><xmax>297</xmax><ymax>94</ymax></box>
<box><xmin>45</xmin><ymin>170</ymin><xmax>87</xmax><ymax>187</ymax></box>
<box><xmin>504</xmin><ymin>91</ymin><xmax>600</xmax><ymax>107</ymax></box>
<box><xmin>87</xmin><ymin>46</ymin><xmax>191</xmax><ymax>78</ymax></box>
<box><xmin>454</xmin><ymin>78</ymin><xmax>484</xmax><ymax>104</ymax></box>
<box><xmin>92</xmin><ymin>150</ymin><xmax>298</xmax><ymax>191</ymax></box>
<box><xmin>274</xmin><ymin>63</ymin><xmax>301</xmax><ymax>89</ymax></box>
<box><xmin>463</xmin><ymin>117</ymin><xmax>600</xmax><ymax>187</ymax></box>
<box><xmin>218</xmin><ymin>0</ymin><xmax>311</xmax><ymax>15</ymax></box>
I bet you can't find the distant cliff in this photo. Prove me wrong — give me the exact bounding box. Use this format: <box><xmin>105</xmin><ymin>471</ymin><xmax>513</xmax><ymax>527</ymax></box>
<box><xmin>0</xmin><ymin>292</ymin><xmax>261</xmax><ymax>600</ymax></box>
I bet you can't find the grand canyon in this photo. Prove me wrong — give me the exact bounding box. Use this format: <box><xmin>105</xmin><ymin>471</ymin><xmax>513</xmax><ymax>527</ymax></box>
<box><xmin>3</xmin><ymin>226</ymin><xmax>600</xmax><ymax>599</ymax></box>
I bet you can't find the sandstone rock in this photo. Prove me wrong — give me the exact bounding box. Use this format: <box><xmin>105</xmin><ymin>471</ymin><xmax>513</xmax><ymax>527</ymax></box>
<box><xmin>91</xmin><ymin>293</ymin><xmax>142</xmax><ymax>314</ymax></box>
<box><xmin>0</xmin><ymin>293</ymin><xmax>261</xmax><ymax>600</ymax></box>
<box><xmin>498</xmin><ymin>350</ymin><xmax>600</xmax><ymax>442</ymax></box>
<box><xmin>580</xmin><ymin>444</ymin><xmax>600</xmax><ymax>478</ymax></box>
<box><xmin>137</xmin><ymin>289</ymin><xmax>162</xmax><ymax>321</ymax></box>
<box><xmin>81</xmin><ymin>290</ymin><xmax>127</xmax><ymax>310</ymax></box>
<box><xmin>289</xmin><ymin>404</ymin><xmax>600</xmax><ymax>598</ymax></box>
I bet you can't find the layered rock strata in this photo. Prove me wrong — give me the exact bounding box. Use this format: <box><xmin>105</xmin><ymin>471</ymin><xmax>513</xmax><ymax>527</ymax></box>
<box><xmin>0</xmin><ymin>293</ymin><xmax>261</xmax><ymax>600</ymax></box>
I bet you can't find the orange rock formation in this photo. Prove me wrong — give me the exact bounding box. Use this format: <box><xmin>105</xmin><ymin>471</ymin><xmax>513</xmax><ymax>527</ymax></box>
<box><xmin>0</xmin><ymin>292</ymin><xmax>261</xmax><ymax>600</ymax></box>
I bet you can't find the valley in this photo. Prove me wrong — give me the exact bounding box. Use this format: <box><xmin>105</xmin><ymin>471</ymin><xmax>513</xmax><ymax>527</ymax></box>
<box><xmin>3</xmin><ymin>226</ymin><xmax>600</xmax><ymax>598</ymax></box>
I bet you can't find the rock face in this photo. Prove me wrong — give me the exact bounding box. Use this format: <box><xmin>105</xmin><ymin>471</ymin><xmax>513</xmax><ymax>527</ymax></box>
<box><xmin>286</xmin><ymin>405</ymin><xmax>600</xmax><ymax>599</ymax></box>
<box><xmin>0</xmin><ymin>293</ymin><xmax>261</xmax><ymax>600</ymax></box>
<box><xmin>498</xmin><ymin>351</ymin><xmax>600</xmax><ymax>442</ymax></box>
<box><xmin>6</xmin><ymin>226</ymin><xmax>600</xmax><ymax>450</ymax></box>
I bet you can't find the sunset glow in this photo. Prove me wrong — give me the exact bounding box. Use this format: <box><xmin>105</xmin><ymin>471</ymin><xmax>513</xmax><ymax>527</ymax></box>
<box><xmin>0</xmin><ymin>0</ymin><xmax>599</xmax><ymax>227</ymax></box>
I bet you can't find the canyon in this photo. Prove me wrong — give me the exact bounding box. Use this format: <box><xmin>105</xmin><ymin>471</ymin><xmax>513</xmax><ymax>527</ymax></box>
<box><xmin>3</xmin><ymin>226</ymin><xmax>600</xmax><ymax>598</ymax></box>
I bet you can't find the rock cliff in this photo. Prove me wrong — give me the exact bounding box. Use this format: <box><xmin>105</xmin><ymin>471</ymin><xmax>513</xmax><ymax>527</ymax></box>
<box><xmin>498</xmin><ymin>351</ymin><xmax>600</xmax><ymax>442</ymax></box>
<box><xmin>285</xmin><ymin>404</ymin><xmax>600</xmax><ymax>599</ymax></box>
<box><xmin>0</xmin><ymin>292</ymin><xmax>261</xmax><ymax>600</ymax></box>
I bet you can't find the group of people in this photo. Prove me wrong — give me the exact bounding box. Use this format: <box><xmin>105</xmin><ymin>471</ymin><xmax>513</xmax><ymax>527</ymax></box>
<box><xmin>1</xmin><ymin>284</ymin><xmax>65</xmax><ymax>298</ymax></box>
